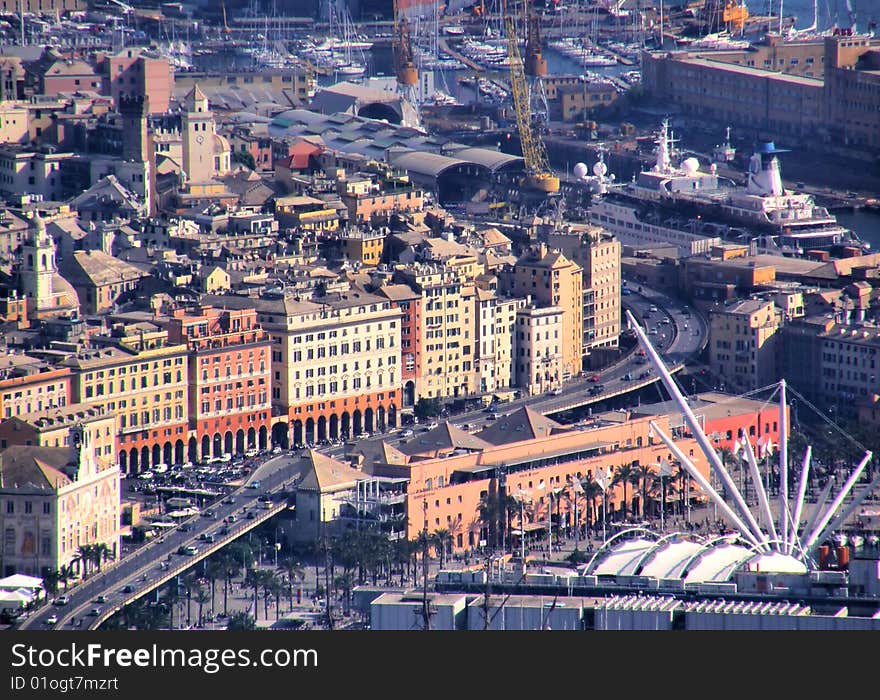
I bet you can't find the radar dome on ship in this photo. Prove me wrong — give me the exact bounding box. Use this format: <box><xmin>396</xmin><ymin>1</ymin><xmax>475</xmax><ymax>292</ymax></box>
<box><xmin>573</xmin><ymin>162</ymin><xmax>589</xmax><ymax>179</ymax></box>
<box><xmin>593</xmin><ymin>161</ymin><xmax>608</xmax><ymax>177</ymax></box>
<box><xmin>681</xmin><ymin>157</ymin><xmax>700</xmax><ymax>174</ymax></box>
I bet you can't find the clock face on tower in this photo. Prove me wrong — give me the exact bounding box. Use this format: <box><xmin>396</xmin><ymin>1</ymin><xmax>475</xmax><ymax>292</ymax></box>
<box><xmin>196</xmin><ymin>134</ymin><xmax>204</xmax><ymax>144</ymax></box>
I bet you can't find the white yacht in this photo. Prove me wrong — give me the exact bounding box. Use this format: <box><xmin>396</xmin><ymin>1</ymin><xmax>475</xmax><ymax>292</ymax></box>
<box><xmin>583</xmin><ymin>121</ymin><xmax>867</xmax><ymax>257</ymax></box>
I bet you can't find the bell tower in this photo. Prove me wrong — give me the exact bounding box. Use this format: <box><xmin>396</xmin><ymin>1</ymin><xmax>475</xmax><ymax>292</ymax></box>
<box><xmin>20</xmin><ymin>213</ymin><xmax>55</xmax><ymax>313</ymax></box>
<box><xmin>181</xmin><ymin>83</ymin><xmax>214</xmax><ymax>185</ymax></box>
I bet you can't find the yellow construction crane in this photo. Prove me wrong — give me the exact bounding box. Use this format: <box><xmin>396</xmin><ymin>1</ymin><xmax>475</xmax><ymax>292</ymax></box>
<box><xmin>504</xmin><ymin>3</ymin><xmax>559</xmax><ymax>194</ymax></box>
<box><xmin>221</xmin><ymin>0</ymin><xmax>232</xmax><ymax>38</ymax></box>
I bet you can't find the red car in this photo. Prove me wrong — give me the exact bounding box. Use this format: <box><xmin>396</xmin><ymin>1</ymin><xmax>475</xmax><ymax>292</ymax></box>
<box><xmin>589</xmin><ymin>374</ymin><xmax>600</xmax><ymax>382</ymax></box>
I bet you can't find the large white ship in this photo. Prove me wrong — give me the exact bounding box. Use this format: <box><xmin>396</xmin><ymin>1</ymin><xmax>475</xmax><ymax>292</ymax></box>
<box><xmin>583</xmin><ymin>121</ymin><xmax>867</xmax><ymax>258</ymax></box>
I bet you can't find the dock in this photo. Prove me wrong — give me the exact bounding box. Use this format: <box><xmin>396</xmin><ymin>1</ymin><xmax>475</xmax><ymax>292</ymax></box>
<box><xmin>439</xmin><ymin>38</ymin><xmax>484</xmax><ymax>73</ymax></box>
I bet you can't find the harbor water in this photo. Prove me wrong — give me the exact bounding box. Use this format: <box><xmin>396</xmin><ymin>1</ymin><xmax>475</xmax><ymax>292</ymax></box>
<box><xmin>836</xmin><ymin>209</ymin><xmax>880</xmax><ymax>251</ymax></box>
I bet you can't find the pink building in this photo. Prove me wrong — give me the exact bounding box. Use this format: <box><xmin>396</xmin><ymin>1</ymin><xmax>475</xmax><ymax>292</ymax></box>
<box><xmin>40</xmin><ymin>59</ymin><xmax>100</xmax><ymax>96</ymax></box>
<box><xmin>102</xmin><ymin>48</ymin><xmax>172</xmax><ymax>115</ymax></box>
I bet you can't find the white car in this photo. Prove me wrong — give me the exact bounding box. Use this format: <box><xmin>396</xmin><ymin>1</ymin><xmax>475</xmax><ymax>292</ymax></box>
<box><xmin>425</xmin><ymin>422</ymin><xmax>439</xmax><ymax>430</ymax></box>
<box><xmin>45</xmin><ymin>614</ymin><xmax>58</xmax><ymax>625</ymax></box>
<box><xmin>401</xmin><ymin>429</ymin><xmax>414</xmax><ymax>438</ymax></box>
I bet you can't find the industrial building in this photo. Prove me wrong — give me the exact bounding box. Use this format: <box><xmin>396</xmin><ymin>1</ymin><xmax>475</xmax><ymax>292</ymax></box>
<box><xmin>268</xmin><ymin>106</ymin><xmax>524</xmax><ymax>204</ymax></box>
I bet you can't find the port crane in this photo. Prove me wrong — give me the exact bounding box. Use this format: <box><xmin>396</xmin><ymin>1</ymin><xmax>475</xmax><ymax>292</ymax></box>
<box><xmin>393</xmin><ymin>0</ymin><xmax>420</xmax><ymax>126</ymax></box>
<box><xmin>221</xmin><ymin>0</ymin><xmax>232</xmax><ymax>39</ymax></box>
<box><xmin>504</xmin><ymin>1</ymin><xmax>559</xmax><ymax>194</ymax></box>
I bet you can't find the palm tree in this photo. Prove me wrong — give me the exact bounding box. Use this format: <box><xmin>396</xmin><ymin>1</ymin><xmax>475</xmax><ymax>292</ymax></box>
<box><xmin>391</xmin><ymin>538</ymin><xmax>412</xmax><ymax>586</ymax></box>
<box><xmin>58</xmin><ymin>564</ymin><xmax>73</xmax><ymax>592</ymax></box>
<box><xmin>279</xmin><ymin>556</ymin><xmax>305</xmax><ymax>611</ymax></box>
<box><xmin>261</xmin><ymin>570</ymin><xmax>278</xmax><ymax>622</ymax></box>
<box><xmin>163</xmin><ymin>582</ymin><xmax>181</xmax><ymax>630</ymax></box>
<box><xmin>74</xmin><ymin>545</ymin><xmax>92</xmax><ymax>579</ymax></box>
<box><xmin>675</xmin><ymin>463</ymin><xmax>689</xmax><ymax>517</ymax></box>
<box><xmin>218</xmin><ymin>552</ymin><xmax>241</xmax><ymax>616</ymax></box>
<box><xmin>612</xmin><ymin>462</ymin><xmax>637</xmax><ymax>521</ymax></box>
<box><xmin>226</xmin><ymin>611</ymin><xmax>256</xmax><ymax>630</ymax></box>
<box><xmin>580</xmin><ymin>475</ymin><xmax>604</xmax><ymax>534</ymax></box>
<box><xmin>431</xmin><ymin>528</ymin><xmax>451</xmax><ymax>569</ymax></box>
<box><xmin>195</xmin><ymin>585</ymin><xmax>211</xmax><ymax>627</ymax></box>
<box><xmin>204</xmin><ymin>557</ymin><xmax>225</xmax><ymax>619</ymax></box>
<box><xmin>41</xmin><ymin>569</ymin><xmax>60</xmax><ymax>603</ymax></box>
<box><xmin>92</xmin><ymin>543</ymin><xmax>113</xmax><ymax>573</ymax></box>
<box><xmin>244</xmin><ymin>568</ymin><xmax>263</xmax><ymax>623</ymax></box>
<box><xmin>334</xmin><ymin>572</ymin><xmax>355</xmax><ymax>616</ymax></box>
<box><xmin>477</xmin><ymin>491</ymin><xmax>501</xmax><ymax>550</ymax></box>
<box><xmin>630</xmin><ymin>464</ymin><xmax>652</xmax><ymax>519</ymax></box>
<box><xmin>181</xmin><ymin>572</ymin><xmax>198</xmax><ymax>627</ymax></box>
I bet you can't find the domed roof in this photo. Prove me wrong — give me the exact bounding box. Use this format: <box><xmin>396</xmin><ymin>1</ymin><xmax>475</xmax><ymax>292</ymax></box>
<box><xmin>212</xmin><ymin>133</ymin><xmax>230</xmax><ymax>154</ymax></box>
<box><xmin>51</xmin><ymin>273</ymin><xmax>80</xmax><ymax>310</ymax></box>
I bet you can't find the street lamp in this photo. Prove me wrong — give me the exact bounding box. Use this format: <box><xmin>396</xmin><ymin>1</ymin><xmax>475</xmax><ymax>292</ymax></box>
<box><xmin>595</xmin><ymin>467</ymin><xmax>612</xmax><ymax>542</ymax></box>
<box><xmin>570</xmin><ymin>477</ymin><xmax>584</xmax><ymax>551</ymax></box>
<box><xmin>659</xmin><ymin>458</ymin><xmax>672</xmax><ymax>533</ymax></box>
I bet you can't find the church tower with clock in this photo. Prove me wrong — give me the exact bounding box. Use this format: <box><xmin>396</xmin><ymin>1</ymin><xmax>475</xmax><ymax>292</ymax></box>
<box><xmin>181</xmin><ymin>84</ymin><xmax>215</xmax><ymax>185</ymax></box>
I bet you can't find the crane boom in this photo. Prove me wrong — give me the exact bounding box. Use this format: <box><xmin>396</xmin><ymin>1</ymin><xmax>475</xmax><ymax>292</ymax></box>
<box><xmin>504</xmin><ymin>9</ymin><xmax>559</xmax><ymax>194</ymax></box>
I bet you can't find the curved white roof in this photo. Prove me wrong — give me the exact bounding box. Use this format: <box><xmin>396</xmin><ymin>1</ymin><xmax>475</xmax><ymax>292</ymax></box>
<box><xmin>742</xmin><ymin>552</ymin><xmax>808</xmax><ymax>575</ymax></box>
<box><xmin>639</xmin><ymin>540</ymin><xmax>705</xmax><ymax>579</ymax></box>
<box><xmin>591</xmin><ymin>538</ymin><xmax>657</xmax><ymax>576</ymax></box>
<box><xmin>684</xmin><ymin>543</ymin><xmax>753</xmax><ymax>583</ymax></box>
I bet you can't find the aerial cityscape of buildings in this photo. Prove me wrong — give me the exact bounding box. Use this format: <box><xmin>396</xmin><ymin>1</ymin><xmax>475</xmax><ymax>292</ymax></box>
<box><xmin>0</xmin><ymin>0</ymin><xmax>878</xmax><ymax>633</ymax></box>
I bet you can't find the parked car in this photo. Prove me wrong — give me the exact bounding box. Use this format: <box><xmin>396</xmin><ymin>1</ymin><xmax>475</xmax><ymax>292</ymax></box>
<box><xmin>548</xmin><ymin>387</ymin><xmax>562</xmax><ymax>396</ymax></box>
<box><xmin>228</xmin><ymin>514</ymin><xmax>237</xmax><ymax>523</ymax></box>
<box><xmin>178</xmin><ymin>545</ymin><xmax>198</xmax><ymax>556</ymax></box>
<box><xmin>401</xmin><ymin>429</ymin><xmax>414</xmax><ymax>438</ymax></box>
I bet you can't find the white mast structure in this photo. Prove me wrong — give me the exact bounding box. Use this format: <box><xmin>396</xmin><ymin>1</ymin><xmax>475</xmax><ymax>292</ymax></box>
<box><xmin>624</xmin><ymin>309</ymin><xmax>876</xmax><ymax>565</ymax></box>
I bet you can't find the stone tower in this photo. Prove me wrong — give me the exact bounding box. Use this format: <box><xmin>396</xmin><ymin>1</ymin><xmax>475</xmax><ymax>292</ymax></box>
<box><xmin>20</xmin><ymin>213</ymin><xmax>55</xmax><ymax>313</ymax></box>
<box><xmin>181</xmin><ymin>83</ymin><xmax>214</xmax><ymax>185</ymax></box>
<box><xmin>119</xmin><ymin>93</ymin><xmax>149</xmax><ymax>162</ymax></box>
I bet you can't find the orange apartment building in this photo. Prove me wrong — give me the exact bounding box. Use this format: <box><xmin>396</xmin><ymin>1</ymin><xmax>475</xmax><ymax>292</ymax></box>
<box><xmin>163</xmin><ymin>305</ymin><xmax>272</xmax><ymax>461</ymax></box>
<box><xmin>63</xmin><ymin>326</ymin><xmax>189</xmax><ymax>475</ymax></box>
<box><xmin>376</xmin><ymin>284</ymin><xmax>422</xmax><ymax>408</ymax></box>
<box><xmin>0</xmin><ymin>364</ymin><xmax>71</xmax><ymax>419</ymax></box>
<box><xmin>361</xmin><ymin>395</ymin><xmax>788</xmax><ymax>552</ymax></box>
<box><xmin>206</xmin><ymin>289</ymin><xmax>403</xmax><ymax>448</ymax></box>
